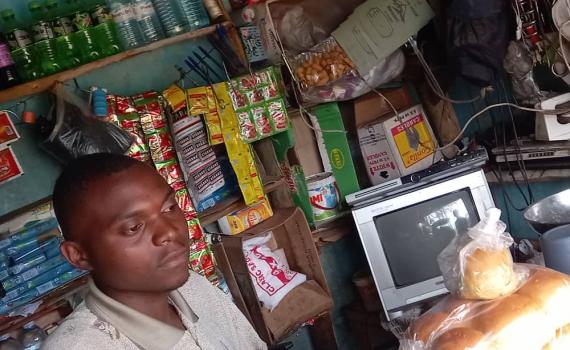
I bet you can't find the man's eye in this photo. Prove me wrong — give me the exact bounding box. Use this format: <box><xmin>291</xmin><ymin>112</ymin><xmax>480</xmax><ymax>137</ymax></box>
<box><xmin>128</xmin><ymin>223</ymin><xmax>143</xmax><ymax>233</ymax></box>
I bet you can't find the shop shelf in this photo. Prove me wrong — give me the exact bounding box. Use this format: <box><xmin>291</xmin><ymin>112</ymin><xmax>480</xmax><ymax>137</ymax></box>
<box><xmin>198</xmin><ymin>177</ymin><xmax>284</xmax><ymax>226</ymax></box>
<box><xmin>0</xmin><ymin>22</ymin><xmax>232</xmax><ymax>104</ymax></box>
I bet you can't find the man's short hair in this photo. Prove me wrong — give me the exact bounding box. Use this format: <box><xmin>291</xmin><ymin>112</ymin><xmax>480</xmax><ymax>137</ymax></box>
<box><xmin>53</xmin><ymin>153</ymin><xmax>143</xmax><ymax>240</ymax></box>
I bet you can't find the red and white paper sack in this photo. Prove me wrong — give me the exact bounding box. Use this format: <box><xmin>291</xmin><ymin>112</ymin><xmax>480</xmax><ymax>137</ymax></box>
<box><xmin>243</xmin><ymin>232</ymin><xmax>306</xmax><ymax>310</ymax></box>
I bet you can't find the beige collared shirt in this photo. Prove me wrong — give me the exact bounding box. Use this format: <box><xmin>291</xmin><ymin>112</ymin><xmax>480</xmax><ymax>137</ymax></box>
<box><xmin>42</xmin><ymin>272</ymin><xmax>267</xmax><ymax>350</ymax></box>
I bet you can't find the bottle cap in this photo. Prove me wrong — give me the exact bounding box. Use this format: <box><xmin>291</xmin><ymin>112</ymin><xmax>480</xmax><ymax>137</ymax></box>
<box><xmin>1</xmin><ymin>9</ymin><xmax>15</xmax><ymax>19</ymax></box>
<box><xmin>28</xmin><ymin>1</ymin><xmax>43</xmax><ymax>12</ymax></box>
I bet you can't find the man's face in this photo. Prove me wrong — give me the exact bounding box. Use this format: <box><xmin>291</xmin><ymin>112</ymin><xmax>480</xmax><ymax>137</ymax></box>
<box><xmin>65</xmin><ymin>164</ymin><xmax>190</xmax><ymax>293</ymax></box>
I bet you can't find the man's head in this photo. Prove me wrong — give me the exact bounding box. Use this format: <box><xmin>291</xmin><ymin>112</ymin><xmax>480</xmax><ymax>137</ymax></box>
<box><xmin>53</xmin><ymin>153</ymin><xmax>190</xmax><ymax>294</ymax></box>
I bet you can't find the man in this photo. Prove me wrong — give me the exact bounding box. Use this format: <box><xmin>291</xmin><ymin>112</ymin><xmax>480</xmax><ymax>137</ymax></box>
<box><xmin>43</xmin><ymin>153</ymin><xmax>266</xmax><ymax>350</ymax></box>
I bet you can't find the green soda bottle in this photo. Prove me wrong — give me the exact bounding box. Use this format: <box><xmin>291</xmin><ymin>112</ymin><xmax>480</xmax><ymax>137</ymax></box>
<box><xmin>88</xmin><ymin>0</ymin><xmax>123</xmax><ymax>57</ymax></box>
<box><xmin>28</xmin><ymin>0</ymin><xmax>62</xmax><ymax>75</ymax></box>
<box><xmin>65</xmin><ymin>0</ymin><xmax>101</xmax><ymax>63</ymax></box>
<box><xmin>1</xmin><ymin>9</ymin><xmax>42</xmax><ymax>81</ymax></box>
<box><xmin>46</xmin><ymin>0</ymin><xmax>81</xmax><ymax>70</ymax></box>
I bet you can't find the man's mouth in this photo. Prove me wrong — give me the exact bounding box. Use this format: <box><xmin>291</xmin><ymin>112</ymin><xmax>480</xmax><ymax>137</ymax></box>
<box><xmin>160</xmin><ymin>249</ymin><xmax>189</xmax><ymax>269</ymax></box>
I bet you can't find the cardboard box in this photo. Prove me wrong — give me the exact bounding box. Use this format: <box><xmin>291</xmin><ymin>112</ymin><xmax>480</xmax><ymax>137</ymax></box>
<box><xmin>356</xmin><ymin>99</ymin><xmax>441</xmax><ymax>185</ymax></box>
<box><xmin>312</xmin><ymin>103</ymin><xmax>360</xmax><ymax>201</ymax></box>
<box><xmin>217</xmin><ymin>198</ymin><xmax>273</xmax><ymax>235</ymax></box>
<box><xmin>214</xmin><ymin>208</ymin><xmax>333</xmax><ymax>344</ymax></box>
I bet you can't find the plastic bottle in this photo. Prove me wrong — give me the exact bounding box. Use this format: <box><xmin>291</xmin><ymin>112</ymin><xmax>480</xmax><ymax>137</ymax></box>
<box><xmin>46</xmin><ymin>0</ymin><xmax>80</xmax><ymax>70</ymax></box>
<box><xmin>106</xmin><ymin>0</ymin><xmax>146</xmax><ymax>49</ymax></box>
<box><xmin>132</xmin><ymin>0</ymin><xmax>165</xmax><ymax>42</ymax></box>
<box><xmin>88</xmin><ymin>1</ymin><xmax>123</xmax><ymax>57</ymax></box>
<box><xmin>20</xmin><ymin>322</ymin><xmax>46</xmax><ymax>350</ymax></box>
<box><xmin>0</xmin><ymin>335</ymin><xmax>22</xmax><ymax>350</ymax></box>
<box><xmin>28</xmin><ymin>1</ymin><xmax>61</xmax><ymax>75</ymax></box>
<box><xmin>177</xmin><ymin>0</ymin><xmax>209</xmax><ymax>31</ymax></box>
<box><xmin>0</xmin><ymin>33</ymin><xmax>21</xmax><ymax>88</ymax></box>
<box><xmin>151</xmin><ymin>0</ymin><xmax>188</xmax><ymax>37</ymax></box>
<box><xmin>91</xmin><ymin>87</ymin><xmax>108</xmax><ymax>116</ymax></box>
<box><xmin>66</xmin><ymin>0</ymin><xmax>101</xmax><ymax>63</ymax></box>
<box><xmin>0</xmin><ymin>9</ymin><xmax>33</xmax><ymax>50</ymax></box>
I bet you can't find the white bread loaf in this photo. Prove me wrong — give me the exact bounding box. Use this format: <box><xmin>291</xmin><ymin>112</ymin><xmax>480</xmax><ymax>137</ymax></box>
<box><xmin>461</xmin><ymin>247</ymin><xmax>518</xmax><ymax>300</ymax></box>
<box><xmin>403</xmin><ymin>266</ymin><xmax>570</xmax><ymax>350</ymax></box>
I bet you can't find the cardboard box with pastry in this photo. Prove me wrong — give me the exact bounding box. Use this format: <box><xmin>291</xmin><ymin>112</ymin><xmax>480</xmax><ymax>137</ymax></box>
<box><xmin>400</xmin><ymin>209</ymin><xmax>570</xmax><ymax>350</ymax></box>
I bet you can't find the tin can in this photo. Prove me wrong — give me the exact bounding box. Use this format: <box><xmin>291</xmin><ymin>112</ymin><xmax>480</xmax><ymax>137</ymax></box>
<box><xmin>91</xmin><ymin>5</ymin><xmax>112</xmax><ymax>25</ymax></box>
<box><xmin>307</xmin><ymin>172</ymin><xmax>339</xmax><ymax>223</ymax></box>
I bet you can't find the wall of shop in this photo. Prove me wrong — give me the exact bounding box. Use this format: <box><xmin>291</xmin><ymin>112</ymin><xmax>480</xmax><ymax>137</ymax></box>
<box><xmin>0</xmin><ymin>5</ymin><xmax>224</xmax><ymax>216</ymax></box>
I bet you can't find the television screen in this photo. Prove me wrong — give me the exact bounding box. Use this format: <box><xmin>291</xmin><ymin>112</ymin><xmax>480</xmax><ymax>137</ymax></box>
<box><xmin>374</xmin><ymin>189</ymin><xmax>479</xmax><ymax>288</ymax></box>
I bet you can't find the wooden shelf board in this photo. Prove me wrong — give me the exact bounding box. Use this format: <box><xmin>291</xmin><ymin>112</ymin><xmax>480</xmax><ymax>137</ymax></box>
<box><xmin>0</xmin><ymin>22</ymin><xmax>231</xmax><ymax>104</ymax></box>
<box><xmin>198</xmin><ymin>177</ymin><xmax>285</xmax><ymax>226</ymax></box>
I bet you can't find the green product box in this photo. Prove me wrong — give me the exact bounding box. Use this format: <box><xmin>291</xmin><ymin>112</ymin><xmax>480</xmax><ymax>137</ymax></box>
<box><xmin>271</xmin><ymin>129</ymin><xmax>315</xmax><ymax>227</ymax></box>
<box><xmin>312</xmin><ymin>103</ymin><xmax>360</xmax><ymax>201</ymax></box>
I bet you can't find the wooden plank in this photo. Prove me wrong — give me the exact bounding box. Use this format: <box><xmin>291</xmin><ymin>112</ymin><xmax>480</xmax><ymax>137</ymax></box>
<box><xmin>0</xmin><ymin>22</ymin><xmax>232</xmax><ymax>104</ymax></box>
<box><xmin>198</xmin><ymin>177</ymin><xmax>284</xmax><ymax>226</ymax></box>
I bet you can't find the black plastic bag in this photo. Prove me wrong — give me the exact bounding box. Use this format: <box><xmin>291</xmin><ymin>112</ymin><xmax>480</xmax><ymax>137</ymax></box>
<box><xmin>40</xmin><ymin>84</ymin><xmax>132</xmax><ymax>163</ymax></box>
<box><xmin>446</xmin><ymin>0</ymin><xmax>510</xmax><ymax>87</ymax></box>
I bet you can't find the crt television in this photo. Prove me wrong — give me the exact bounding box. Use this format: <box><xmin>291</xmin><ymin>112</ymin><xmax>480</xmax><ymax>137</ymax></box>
<box><xmin>351</xmin><ymin>169</ymin><xmax>494</xmax><ymax>320</ymax></box>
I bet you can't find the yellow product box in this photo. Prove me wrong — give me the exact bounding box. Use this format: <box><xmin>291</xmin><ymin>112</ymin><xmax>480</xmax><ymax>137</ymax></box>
<box><xmin>217</xmin><ymin>198</ymin><xmax>273</xmax><ymax>235</ymax></box>
<box><xmin>213</xmin><ymin>82</ymin><xmax>265</xmax><ymax>206</ymax></box>
<box><xmin>357</xmin><ymin>103</ymin><xmax>441</xmax><ymax>185</ymax></box>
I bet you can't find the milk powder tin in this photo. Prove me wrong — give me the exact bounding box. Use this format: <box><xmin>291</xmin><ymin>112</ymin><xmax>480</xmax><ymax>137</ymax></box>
<box><xmin>307</xmin><ymin>172</ymin><xmax>339</xmax><ymax>222</ymax></box>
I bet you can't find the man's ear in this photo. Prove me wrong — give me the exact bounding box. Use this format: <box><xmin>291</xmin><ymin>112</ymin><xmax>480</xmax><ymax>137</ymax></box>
<box><xmin>60</xmin><ymin>241</ymin><xmax>93</xmax><ymax>271</ymax></box>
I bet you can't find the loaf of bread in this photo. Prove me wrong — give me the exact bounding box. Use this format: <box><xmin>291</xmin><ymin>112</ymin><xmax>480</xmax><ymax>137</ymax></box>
<box><xmin>461</xmin><ymin>247</ymin><xmax>518</xmax><ymax>300</ymax></box>
<box><xmin>403</xmin><ymin>266</ymin><xmax>570</xmax><ymax>350</ymax></box>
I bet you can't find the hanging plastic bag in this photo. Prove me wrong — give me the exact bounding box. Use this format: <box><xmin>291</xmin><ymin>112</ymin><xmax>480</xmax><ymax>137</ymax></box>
<box><xmin>242</xmin><ymin>232</ymin><xmax>306</xmax><ymax>311</ymax></box>
<box><xmin>291</xmin><ymin>37</ymin><xmax>405</xmax><ymax>103</ymax></box>
<box><xmin>40</xmin><ymin>84</ymin><xmax>132</xmax><ymax>163</ymax></box>
<box><xmin>437</xmin><ymin>208</ymin><xmax>527</xmax><ymax>300</ymax></box>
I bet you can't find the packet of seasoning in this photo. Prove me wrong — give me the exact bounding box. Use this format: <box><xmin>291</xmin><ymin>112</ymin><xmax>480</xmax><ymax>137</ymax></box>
<box><xmin>189</xmin><ymin>240</ymin><xmax>217</xmax><ymax>281</ymax></box>
<box><xmin>251</xmin><ymin>106</ymin><xmax>273</xmax><ymax>137</ymax></box>
<box><xmin>162</xmin><ymin>84</ymin><xmax>187</xmax><ymax>113</ymax></box>
<box><xmin>155</xmin><ymin>159</ymin><xmax>185</xmax><ymax>188</ymax></box>
<box><xmin>175</xmin><ymin>188</ymin><xmax>195</xmax><ymax>214</ymax></box>
<box><xmin>246</xmin><ymin>89</ymin><xmax>264</xmax><ymax>105</ymax></box>
<box><xmin>187</xmin><ymin>218</ymin><xmax>202</xmax><ymax>240</ymax></box>
<box><xmin>146</xmin><ymin>129</ymin><xmax>176</xmax><ymax>162</ymax></box>
<box><xmin>205</xmin><ymin>87</ymin><xmax>223</xmax><ymax>145</ymax></box>
<box><xmin>236</xmin><ymin>110</ymin><xmax>257</xmax><ymax>142</ymax></box>
<box><xmin>229</xmin><ymin>89</ymin><xmax>247</xmax><ymax>110</ymax></box>
<box><xmin>268</xmin><ymin>99</ymin><xmax>288</xmax><ymax>131</ymax></box>
<box><xmin>214</xmin><ymin>82</ymin><xmax>265</xmax><ymax>206</ymax></box>
<box><xmin>187</xmin><ymin>87</ymin><xmax>208</xmax><ymax>116</ymax></box>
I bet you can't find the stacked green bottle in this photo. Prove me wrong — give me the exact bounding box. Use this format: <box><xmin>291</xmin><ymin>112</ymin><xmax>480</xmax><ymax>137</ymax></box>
<box><xmin>0</xmin><ymin>9</ymin><xmax>43</xmax><ymax>81</ymax></box>
<box><xmin>88</xmin><ymin>0</ymin><xmax>122</xmax><ymax>57</ymax></box>
<box><xmin>28</xmin><ymin>1</ymin><xmax>61</xmax><ymax>75</ymax></box>
<box><xmin>65</xmin><ymin>0</ymin><xmax>100</xmax><ymax>63</ymax></box>
<box><xmin>46</xmin><ymin>0</ymin><xmax>80</xmax><ymax>70</ymax></box>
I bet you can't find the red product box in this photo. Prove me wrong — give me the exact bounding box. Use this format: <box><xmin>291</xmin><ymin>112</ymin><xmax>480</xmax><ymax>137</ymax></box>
<box><xmin>0</xmin><ymin>147</ymin><xmax>23</xmax><ymax>185</ymax></box>
<box><xmin>0</xmin><ymin>111</ymin><xmax>20</xmax><ymax>147</ymax></box>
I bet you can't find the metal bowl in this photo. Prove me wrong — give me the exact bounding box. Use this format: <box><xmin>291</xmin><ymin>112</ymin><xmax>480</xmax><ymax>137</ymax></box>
<box><xmin>524</xmin><ymin>189</ymin><xmax>570</xmax><ymax>234</ymax></box>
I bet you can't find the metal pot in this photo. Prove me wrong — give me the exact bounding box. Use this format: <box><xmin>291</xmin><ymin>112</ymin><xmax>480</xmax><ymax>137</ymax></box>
<box><xmin>523</xmin><ymin>189</ymin><xmax>570</xmax><ymax>234</ymax></box>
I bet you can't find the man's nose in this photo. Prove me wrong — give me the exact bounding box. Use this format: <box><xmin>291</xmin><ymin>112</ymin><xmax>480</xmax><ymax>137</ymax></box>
<box><xmin>151</xmin><ymin>216</ymin><xmax>178</xmax><ymax>246</ymax></box>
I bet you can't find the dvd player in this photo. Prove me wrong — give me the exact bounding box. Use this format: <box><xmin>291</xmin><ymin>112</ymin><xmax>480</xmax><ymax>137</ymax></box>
<box><xmin>347</xmin><ymin>148</ymin><xmax>489</xmax><ymax>207</ymax></box>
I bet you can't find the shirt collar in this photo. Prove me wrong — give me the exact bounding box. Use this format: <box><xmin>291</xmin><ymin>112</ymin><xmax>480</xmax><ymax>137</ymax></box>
<box><xmin>85</xmin><ymin>277</ymin><xmax>199</xmax><ymax>350</ymax></box>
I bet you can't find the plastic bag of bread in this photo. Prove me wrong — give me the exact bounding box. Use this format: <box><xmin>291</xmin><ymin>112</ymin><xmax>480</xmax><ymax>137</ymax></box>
<box><xmin>437</xmin><ymin>208</ymin><xmax>527</xmax><ymax>300</ymax></box>
<box><xmin>291</xmin><ymin>37</ymin><xmax>405</xmax><ymax>103</ymax></box>
<box><xmin>400</xmin><ymin>265</ymin><xmax>570</xmax><ymax>350</ymax></box>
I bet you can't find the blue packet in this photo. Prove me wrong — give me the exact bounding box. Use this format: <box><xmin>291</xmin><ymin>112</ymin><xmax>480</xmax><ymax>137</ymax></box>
<box><xmin>10</xmin><ymin>218</ymin><xmax>59</xmax><ymax>243</ymax></box>
<box><xmin>2</xmin><ymin>256</ymin><xmax>67</xmax><ymax>291</ymax></box>
<box><xmin>23</xmin><ymin>262</ymin><xmax>74</xmax><ymax>290</ymax></box>
<box><xmin>8</xmin><ymin>253</ymin><xmax>47</xmax><ymax>275</ymax></box>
